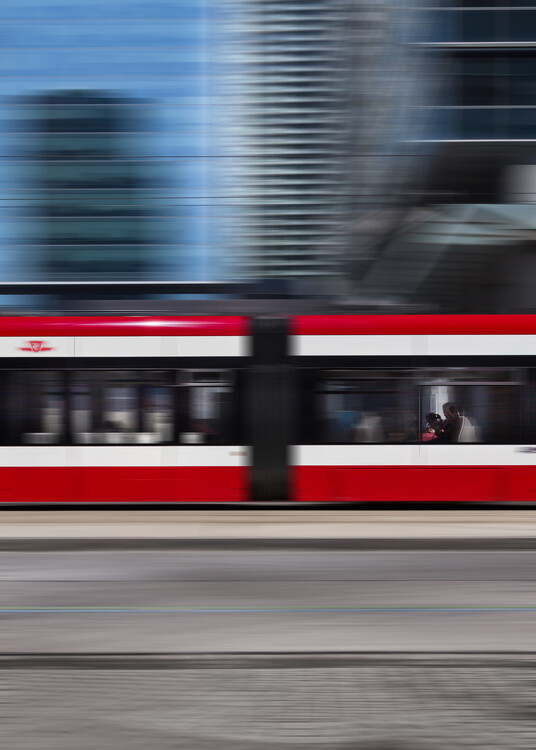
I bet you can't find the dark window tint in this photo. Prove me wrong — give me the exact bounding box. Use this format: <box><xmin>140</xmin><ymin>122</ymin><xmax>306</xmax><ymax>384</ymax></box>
<box><xmin>461</xmin><ymin>11</ymin><xmax>496</xmax><ymax>42</ymax></box>
<box><xmin>508</xmin><ymin>59</ymin><xmax>536</xmax><ymax>106</ymax></box>
<box><xmin>177</xmin><ymin>370</ymin><xmax>237</xmax><ymax>445</ymax></box>
<box><xmin>502</xmin><ymin>10</ymin><xmax>536</xmax><ymax>41</ymax></box>
<box><xmin>415</xmin><ymin>368</ymin><xmax>522</xmax><ymax>444</ymax></box>
<box><xmin>456</xmin><ymin>55</ymin><xmax>536</xmax><ymax>108</ymax></box>
<box><xmin>305</xmin><ymin>368</ymin><xmax>522</xmax><ymax>444</ymax></box>
<box><xmin>0</xmin><ymin>368</ymin><xmax>239</xmax><ymax>447</ymax></box>
<box><xmin>458</xmin><ymin>56</ymin><xmax>499</xmax><ymax>106</ymax></box>
<box><xmin>420</xmin><ymin>385</ymin><xmax>521</xmax><ymax>443</ymax></box>
<box><xmin>71</xmin><ymin>371</ymin><xmax>174</xmax><ymax>445</ymax></box>
<box><xmin>311</xmin><ymin>370</ymin><xmax>417</xmax><ymax>444</ymax></box>
<box><xmin>4</xmin><ymin>371</ymin><xmax>65</xmax><ymax>444</ymax></box>
<box><xmin>69</xmin><ymin>369</ymin><xmax>239</xmax><ymax>446</ymax></box>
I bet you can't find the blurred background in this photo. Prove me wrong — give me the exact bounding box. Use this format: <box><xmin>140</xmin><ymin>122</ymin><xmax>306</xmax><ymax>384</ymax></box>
<box><xmin>0</xmin><ymin>0</ymin><xmax>536</xmax><ymax>312</ymax></box>
<box><xmin>3</xmin><ymin>6</ymin><xmax>536</xmax><ymax>748</ymax></box>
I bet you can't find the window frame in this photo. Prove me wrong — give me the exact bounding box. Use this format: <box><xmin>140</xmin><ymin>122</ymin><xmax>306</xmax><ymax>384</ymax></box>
<box><xmin>294</xmin><ymin>357</ymin><xmax>533</xmax><ymax>446</ymax></box>
<box><xmin>0</xmin><ymin>358</ymin><xmax>244</xmax><ymax>447</ymax></box>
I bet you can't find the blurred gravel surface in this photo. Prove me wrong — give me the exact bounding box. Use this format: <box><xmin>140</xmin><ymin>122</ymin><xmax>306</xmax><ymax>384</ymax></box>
<box><xmin>2</xmin><ymin>659</ymin><xmax>536</xmax><ymax>749</ymax></box>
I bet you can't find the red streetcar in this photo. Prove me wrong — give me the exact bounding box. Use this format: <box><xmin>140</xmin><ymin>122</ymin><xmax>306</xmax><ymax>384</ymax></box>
<box><xmin>291</xmin><ymin>314</ymin><xmax>536</xmax><ymax>503</ymax></box>
<box><xmin>1</xmin><ymin>313</ymin><xmax>536</xmax><ymax>503</ymax></box>
<box><xmin>0</xmin><ymin>315</ymin><xmax>249</xmax><ymax>503</ymax></box>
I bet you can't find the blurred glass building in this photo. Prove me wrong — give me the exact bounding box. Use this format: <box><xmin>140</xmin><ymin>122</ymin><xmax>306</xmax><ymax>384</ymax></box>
<box><xmin>349</xmin><ymin>1</ymin><xmax>536</xmax><ymax>312</ymax></box>
<box><xmin>0</xmin><ymin>0</ymin><xmax>535</xmax><ymax>309</ymax></box>
<box><xmin>225</xmin><ymin>0</ymin><xmax>348</xmax><ymax>287</ymax></box>
<box><xmin>15</xmin><ymin>90</ymin><xmax>158</xmax><ymax>279</ymax></box>
<box><xmin>0</xmin><ymin>0</ymin><xmax>225</xmax><ymax>283</ymax></box>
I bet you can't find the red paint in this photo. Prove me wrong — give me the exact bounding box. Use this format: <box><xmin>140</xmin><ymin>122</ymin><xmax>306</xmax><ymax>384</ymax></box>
<box><xmin>292</xmin><ymin>465</ymin><xmax>536</xmax><ymax>503</ymax></box>
<box><xmin>0</xmin><ymin>467</ymin><xmax>247</xmax><ymax>503</ymax></box>
<box><xmin>2</xmin><ymin>464</ymin><xmax>536</xmax><ymax>503</ymax></box>
<box><xmin>0</xmin><ymin>316</ymin><xmax>248</xmax><ymax>337</ymax></box>
<box><xmin>293</xmin><ymin>314</ymin><xmax>536</xmax><ymax>336</ymax></box>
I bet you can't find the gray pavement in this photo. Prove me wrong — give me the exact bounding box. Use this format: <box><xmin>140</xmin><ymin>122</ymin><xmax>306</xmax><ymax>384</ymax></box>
<box><xmin>3</xmin><ymin>547</ymin><xmax>536</xmax><ymax>748</ymax></box>
<box><xmin>2</xmin><ymin>549</ymin><xmax>536</xmax><ymax>652</ymax></box>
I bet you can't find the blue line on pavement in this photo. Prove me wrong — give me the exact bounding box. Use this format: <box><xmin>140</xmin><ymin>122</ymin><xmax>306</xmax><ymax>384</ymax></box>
<box><xmin>2</xmin><ymin>606</ymin><xmax>536</xmax><ymax>614</ymax></box>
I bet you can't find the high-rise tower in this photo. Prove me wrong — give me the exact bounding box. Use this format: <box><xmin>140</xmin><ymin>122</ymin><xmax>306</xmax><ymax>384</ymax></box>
<box><xmin>17</xmin><ymin>90</ymin><xmax>156</xmax><ymax>279</ymax></box>
<box><xmin>227</xmin><ymin>0</ymin><xmax>347</xmax><ymax>283</ymax></box>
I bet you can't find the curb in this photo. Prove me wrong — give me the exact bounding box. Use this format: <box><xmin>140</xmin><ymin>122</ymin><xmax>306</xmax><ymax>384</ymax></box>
<box><xmin>1</xmin><ymin>652</ymin><xmax>536</xmax><ymax>669</ymax></box>
<box><xmin>2</xmin><ymin>536</ymin><xmax>536</xmax><ymax>551</ymax></box>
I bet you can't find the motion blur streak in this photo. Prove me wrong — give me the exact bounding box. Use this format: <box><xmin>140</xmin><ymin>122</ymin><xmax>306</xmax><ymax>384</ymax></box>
<box><xmin>2</xmin><ymin>0</ymin><xmax>536</xmax><ymax>748</ymax></box>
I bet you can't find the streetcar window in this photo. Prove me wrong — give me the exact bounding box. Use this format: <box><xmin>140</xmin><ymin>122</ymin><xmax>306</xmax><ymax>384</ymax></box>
<box><xmin>419</xmin><ymin>368</ymin><xmax>521</xmax><ymax>444</ymax></box>
<box><xmin>313</xmin><ymin>371</ymin><xmax>416</xmax><ymax>444</ymax></box>
<box><xmin>4</xmin><ymin>371</ymin><xmax>65</xmax><ymax>445</ymax></box>
<box><xmin>71</xmin><ymin>371</ymin><xmax>174</xmax><ymax>445</ymax></box>
<box><xmin>0</xmin><ymin>369</ymin><xmax>239</xmax><ymax>446</ymax></box>
<box><xmin>142</xmin><ymin>386</ymin><xmax>174</xmax><ymax>443</ymax></box>
<box><xmin>177</xmin><ymin>370</ymin><xmax>236</xmax><ymax>445</ymax></box>
<box><xmin>307</xmin><ymin>368</ymin><xmax>522</xmax><ymax>445</ymax></box>
<box><xmin>70</xmin><ymin>369</ymin><xmax>237</xmax><ymax>445</ymax></box>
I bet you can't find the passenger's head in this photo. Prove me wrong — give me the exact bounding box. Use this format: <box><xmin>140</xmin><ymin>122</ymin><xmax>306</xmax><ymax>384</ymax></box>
<box><xmin>442</xmin><ymin>402</ymin><xmax>460</xmax><ymax>421</ymax></box>
<box><xmin>426</xmin><ymin>412</ymin><xmax>441</xmax><ymax>425</ymax></box>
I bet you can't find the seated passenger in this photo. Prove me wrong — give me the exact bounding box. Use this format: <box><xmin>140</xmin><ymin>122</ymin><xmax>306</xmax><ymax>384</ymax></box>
<box><xmin>439</xmin><ymin>403</ymin><xmax>462</xmax><ymax>443</ymax></box>
<box><xmin>458</xmin><ymin>414</ymin><xmax>479</xmax><ymax>443</ymax></box>
<box><xmin>421</xmin><ymin>426</ymin><xmax>437</xmax><ymax>442</ymax></box>
<box><xmin>423</xmin><ymin>412</ymin><xmax>444</xmax><ymax>442</ymax></box>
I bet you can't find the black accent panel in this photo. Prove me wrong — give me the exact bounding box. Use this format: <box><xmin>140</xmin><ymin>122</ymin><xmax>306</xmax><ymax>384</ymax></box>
<box><xmin>247</xmin><ymin>318</ymin><xmax>292</xmax><ymax>501</ymax></box>
<box><xmin>292</xmin><ymin>355</ymin><xmax>536</xmax><ymax>369</ymax></box>
<box><xmin>0</xmin><ymin>357</ymin><xmax>246</xmax><ymax>370</ymax></box>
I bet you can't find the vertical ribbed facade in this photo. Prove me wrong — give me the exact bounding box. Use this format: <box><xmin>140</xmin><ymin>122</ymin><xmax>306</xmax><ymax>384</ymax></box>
<box><xmin>226</xmin><ymin>0</ymin><xmax>347</xmax><ymax>281</ymax></box>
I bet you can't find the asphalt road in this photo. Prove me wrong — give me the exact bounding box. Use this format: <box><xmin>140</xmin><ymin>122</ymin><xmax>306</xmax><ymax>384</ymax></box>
<box><xmin>2</xmin><ymin>548</ymin><xmax>536</xmax><ymax>652</ymax></box>
<box><xmin>3</xmin><ymin>548</ymin><xmax>536</xmax><ymax>749</ymax></box>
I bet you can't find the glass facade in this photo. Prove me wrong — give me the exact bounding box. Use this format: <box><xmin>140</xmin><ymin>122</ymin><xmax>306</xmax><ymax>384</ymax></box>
<box><xmin>410</xmin><ymin>5</ymin><xmax>536</xmax><ymax>142</ymax></box>
<box><xmin>0</xmin><ymin>0</ymin><xmax>225</xmax><ymax>281</ymax></box>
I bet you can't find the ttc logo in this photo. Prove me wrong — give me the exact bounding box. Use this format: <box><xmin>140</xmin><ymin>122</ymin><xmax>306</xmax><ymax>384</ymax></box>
<box><xmin>19</xmin><ymin>340</ymin><xmax>54</xmax><ymax>353</ymax></box>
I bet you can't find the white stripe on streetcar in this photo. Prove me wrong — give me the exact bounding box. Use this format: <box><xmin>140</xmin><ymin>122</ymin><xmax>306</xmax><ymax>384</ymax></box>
<box><xmin>0</xmin><ymin>446</ymin><xmax>250</xmax><ymax>467</ymax></box>
<box><xmin>0</xmin><ymin>336</ymin><xmax>248</xmax><ymax>358</ymax></box>
<box><xmin>292</xmin><ymin>444</ymin><xmax>536</xmax><ymax>467</ymax></box>
<box><xmin>292</xmin><ymin>334</ymin><xmax>536</xmax><ymax>357</ymax></box>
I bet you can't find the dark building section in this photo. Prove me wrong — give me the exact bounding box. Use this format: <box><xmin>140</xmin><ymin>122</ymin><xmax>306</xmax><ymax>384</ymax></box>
<box><xmin>346</xmin><ymin>3</ymin><xmax>536</xmax><ymax>314</ymax></box>
<box><xmin>16</xmin><ymin>90</ymin><xmax>159</xmax><ymax>280</ymax></box>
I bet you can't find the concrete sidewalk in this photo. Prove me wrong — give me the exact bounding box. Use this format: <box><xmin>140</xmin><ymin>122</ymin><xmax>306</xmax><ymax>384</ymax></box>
<box><xmin>1</xmin><ymin>510</ymin><xmax>536</xmax><ymax>549</ymax></box>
